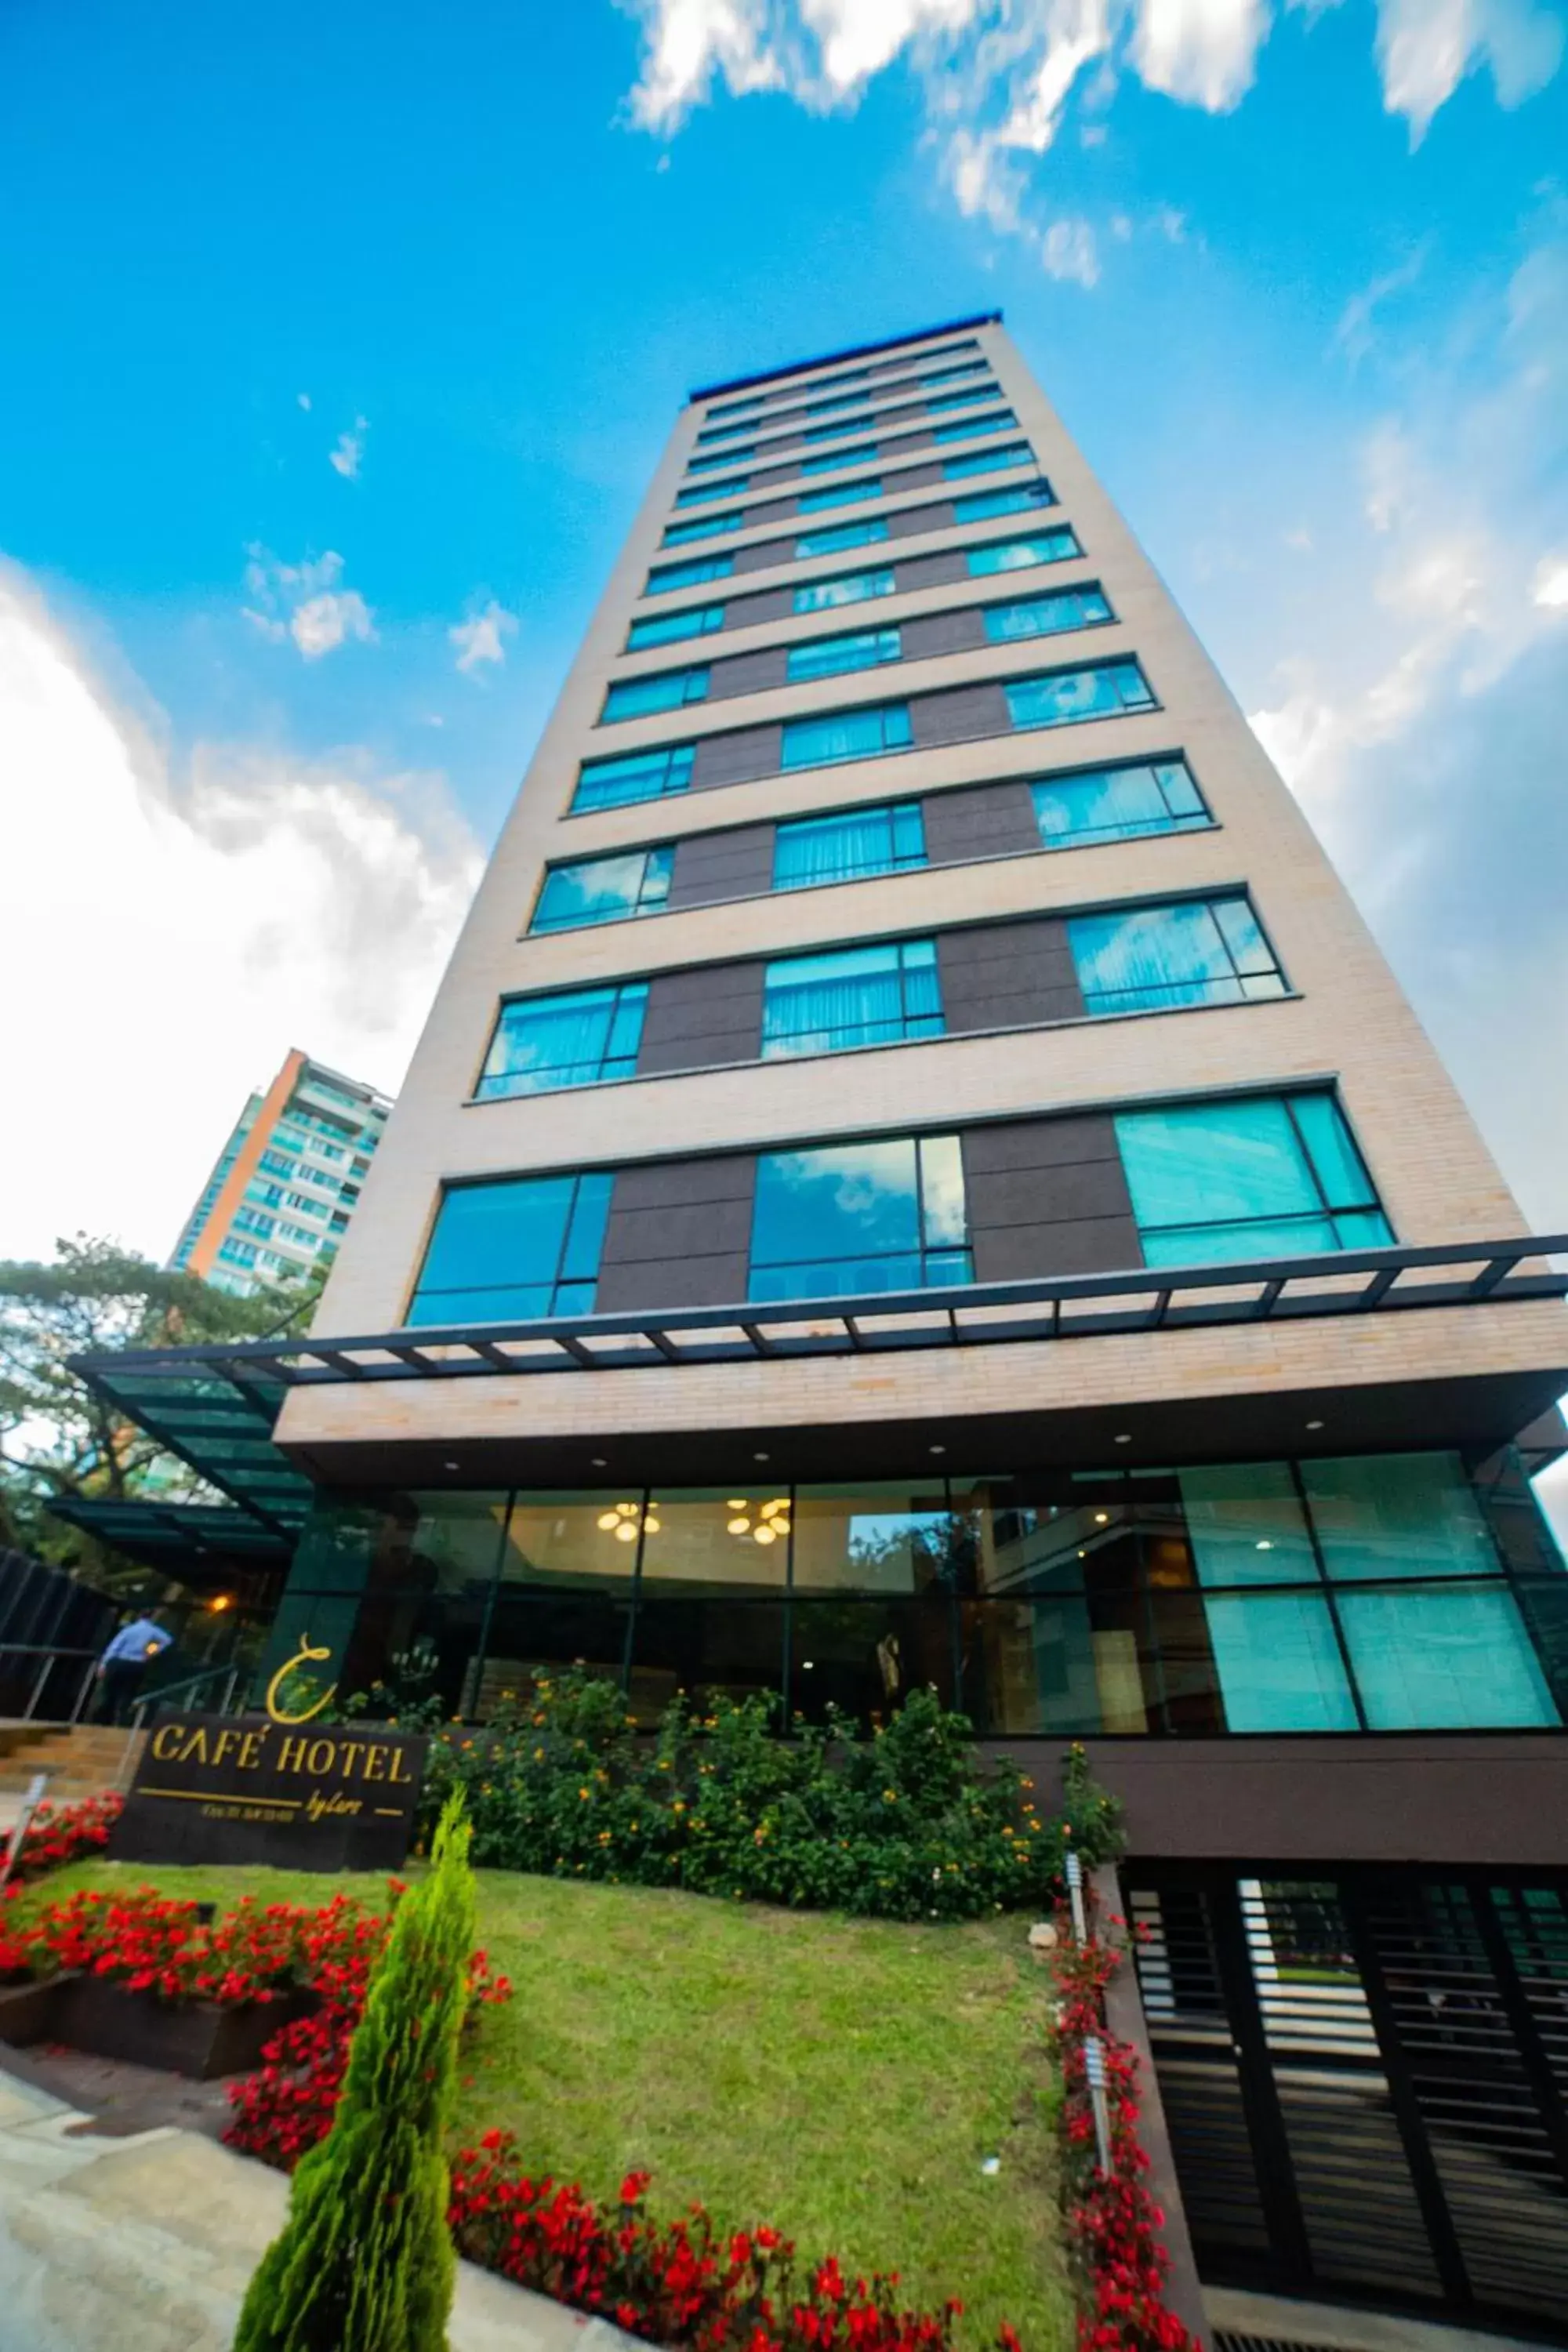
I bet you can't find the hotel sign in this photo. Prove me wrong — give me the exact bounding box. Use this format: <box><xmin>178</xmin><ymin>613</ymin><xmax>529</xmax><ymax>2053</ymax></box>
<box><xmin>113</xmin><ymin>1712</ymin><xmax>429</xmax><ymax>1872</ymax></box>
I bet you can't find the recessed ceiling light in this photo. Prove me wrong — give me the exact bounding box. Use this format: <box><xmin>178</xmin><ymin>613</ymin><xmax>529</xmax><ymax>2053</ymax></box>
<box><xmin>1113</xmin><ymin>1433</ymin><xmax>1131</xmax><ymax>1446</ymax></box>
<box><xmin>754</xmin><ymin>1451</ymin><xmax>770</xmax><ymax>1462</ymax></box>
<box><xmin>1094</xmin><ymin>1512</ymin><xmax>1109</xmax><ymax>1525</ymax></box>
<box><xmin>1305</xmin><ymin>1420</ymin><xmax>1324</xmax><ymax>1432</ymax></box>
<box><xmin>444</xmin><ymin>1461</ymin><xmax>461</xmax><ymax>1472</ymax></box>
<box><xmin>592</xmin><ymin>1456</ymin><xmax>608</xmax><ymax>1467</ymax></box>
<box><xmin>801</xmin><ymin>1660</ymin><xmax>815</xmax><ymax>1671</ymax></box>
<box><xmin>929</xmin><ymin>1443</ymin><xmax>946</xmax><ymax>1455</ymax></box>
<box><xmin>1256</xmin><ymin>1540</ymin><xmax>1274</xmax><ymax>1552</ymax></box>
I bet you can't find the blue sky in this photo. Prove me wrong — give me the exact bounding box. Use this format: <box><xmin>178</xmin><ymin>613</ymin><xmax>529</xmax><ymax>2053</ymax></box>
<box><xmin>1</xmin><ymin>0</ymin><xmax>1565</xmax><ymax>1283</ymax></box>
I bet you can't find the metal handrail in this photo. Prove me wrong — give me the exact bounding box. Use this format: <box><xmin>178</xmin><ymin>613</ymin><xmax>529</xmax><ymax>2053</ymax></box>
<box><xmin>119</xmin><ymin>1661</ymin><xmax>247</xmax><ymax>1789</ymax></box>
<box><xmin>0</xmin><ymin>1642</ymin><xmax>102</xmax><ymax>1727</ymax></box>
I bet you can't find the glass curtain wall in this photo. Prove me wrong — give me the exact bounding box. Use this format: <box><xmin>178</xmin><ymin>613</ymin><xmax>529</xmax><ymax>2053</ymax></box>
<box><xmin>301</xmin><ymin>1449</ymin><xmax>1567</xmax><ymax>1737</ymax></box>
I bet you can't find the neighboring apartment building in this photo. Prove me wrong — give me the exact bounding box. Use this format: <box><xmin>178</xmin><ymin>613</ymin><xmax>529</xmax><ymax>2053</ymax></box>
<box><xmin>169</xmin><ymin>1048</ymin><xmax>392</xmax><ymax>1296</ymax></box>
<box><xmin>82</xmin><ymin>316</ymin><xmax>1568</xmax><ymax>2336</ymax></box>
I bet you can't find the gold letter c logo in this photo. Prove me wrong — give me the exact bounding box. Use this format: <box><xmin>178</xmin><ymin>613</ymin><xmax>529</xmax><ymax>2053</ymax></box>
<box><xmin>265</xmin><ymin>1639</ymin><xmax>339</xmax><ymax>1726</ymax></box>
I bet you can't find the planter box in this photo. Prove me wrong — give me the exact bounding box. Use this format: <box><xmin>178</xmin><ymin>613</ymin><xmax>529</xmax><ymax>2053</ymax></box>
<box><xmin>0</xmin><ymin>1973</ymin><xmax>317</xmax><ymax>2079</ymax></box>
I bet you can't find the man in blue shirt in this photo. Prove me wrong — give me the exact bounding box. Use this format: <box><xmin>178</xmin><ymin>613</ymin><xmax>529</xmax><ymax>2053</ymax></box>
<box><xmin>94</xmin><ymin>1613</ymin><xmax>172</xmax><ymax>1723</ymax></box>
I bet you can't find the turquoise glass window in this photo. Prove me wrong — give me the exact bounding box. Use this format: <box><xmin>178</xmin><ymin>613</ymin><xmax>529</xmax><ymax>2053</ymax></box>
<box><xmin>530</xmin><ymin>847</ymin><xmax>673</xmax><ymax>935</ymax></box>
<box><xmin>627</xmin><ymin>604</ymin><xmax>725</xmax><ymax>652</ymax></box>
<box><xmin>572</xmin><ymin>742</ymin><xmax>695</xmax><ymax>815</ymax></box>
<box><xmin>793</xmin><ymin>567</ymin><xmax>896</xmax><ymax>615</ymax></box>
<box><xmin>1007</xmin><ymin>661</ymin><xmax>1156</xmax><ymax>731</ymax></box>
<box><xmin>477</xmin><ymin>983</ymin><xmax>648</xmax><ymax>1099</ymax></box>
<box><xmin>708</xmin><ymin>392</ymin><xmax>762</xmax><ymax>419</ymax></box>
<box><xmin>806</xmin><ymin>390</ymin><xmax>872</xmax><ymax>416</ymax></box>
<box><xmin>1031</xmin><ymin>760</ymin><xmax>1208</xmax><ymax>848</ymax></box>
<box><xmin>676</xmin><ymin>475</ymin><xmax>749</xmax><ymax>506</ymax></box>
<box><xmin>773</xmin><ymin>801</ymin><xmax>926</xmax><ymax>891</ymax></box>
<box><xmin>687</xmin><ymin>445</ymin><xmax>754</xmax><ymax>474</ymax></box>
<box><xmin>761</xmin><ymin>938</ymin><xmax>942</xmax><ymax>1058</ymax></box>
<box><xmin>798</xmin><ymin>477</ymin><xmax>883</xmax><ymax>513</ymax></box>
<box><xmin>935</xmin><ymin>409</ymin><xmax>1017</xmax><ymax>441</ymax></box>
<box><xmin>601</xmin><ymin>666</ymin><xmax>710</xmax><ymax>722</ymax></box>
<box><xmin>695</xmin><ymin>417</ymin><xmax>755</xmax><ymax>445</ymax></box>
<box><xmin>408</xmin><ymin>1172</ymin><xmax>613</xmax><ymax>1325</ymax></box>
<box><xmin>921</xmin><ymin>360</ymin><xmax>989</xmax><ymax>388</ymax></box>
<box><xmin>804</xmin><ymin>371</ymin><xmax>868</xmax><ymax>404</ymax></box>
<box><xmin>954</xmin><ymin>481</ymin><xmax>1054</xmax><ymax>523</ymax></box>
<box><xmin>781</xmin><ymin>702</ymin><xmax>913</xmax><ymax>769</ymax></box>
<box><xmin>1298</xmin><ymin>1453</ymin><xmax>1498</xmax><ymax>1582</ymax></box>
<box><xmin>926</xmin><ymin>387</ymin><xmax>992</xmax><ymax>412</ymax></box>
<box><xmin>662</xmin><ymin>510</ymin><xmax>743</xmax><ymax>547</ymax></box>
<box><xmin>786</xmin><ymin>626</ymin><xmax>902</xmax><ymax>684</ymax></box>
<box><xmin>1069</xmin><ymin>896</ymin><xmax>1286</xmax><ymax>1014</ymax></box>
<box><xmin>1332</xmin><ymin>1588</ymin><xmax>1557</xmax><ymax>1729</ymax></box>
<box><xmin>1116</xmin><ymin>1093</ymin><xmax>1392</xmax><ymax>1267</ymax></box>
<box><xmin>967</xmin><ymin>528</ymin><xmax>1080</xmax><ymax>577</ymax></box>
<box><xmin>750</xmin><ymin>1133</ymin><xmax>970</xmax><ymax>1302</ymax></box>
<box><xmin>646</xmin><ymin>554</ymin><xmax>733</xmax><ymax>595</ymax></box>
<box><xmin>944</xmin><ymin>443</ymin><xmax>1031</xmax><ymax>481</ymax></box>
<box><xmin>984</xmin><ymin>586</ymin><xmax>1112</xmax><ymax>643</ymax></box>
<box><xmin>797</xmin><ymin>518</ymin><xmax>889</xmax><ymax>558</ymax></box>
<box><xmin>801</xmin><ymin>443</ymin><xmax>878</xmax><ymax>474</ymax></box>
<box><xmin>805</xmin><ymin>415</ymin><xmax>873</xmax><ymax>442</ymax></box>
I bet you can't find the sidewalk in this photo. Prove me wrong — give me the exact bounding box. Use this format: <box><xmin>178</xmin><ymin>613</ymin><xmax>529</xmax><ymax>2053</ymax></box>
<box><xmin>0</xmin><ymin>2066</ymin><xmax>638</xmax><ymax>2352</ymax></box>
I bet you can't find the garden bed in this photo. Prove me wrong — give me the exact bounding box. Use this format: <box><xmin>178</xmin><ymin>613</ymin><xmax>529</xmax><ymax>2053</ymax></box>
<box><xmin>0</xmin><ymin>1972</ymin><xmax>318</xmax><ymax>2078</ymax></box>
<box><xmin>33</xmin><ymin>1857</ymin><xmax>1076</xmax><ymax>2352</ymax></box>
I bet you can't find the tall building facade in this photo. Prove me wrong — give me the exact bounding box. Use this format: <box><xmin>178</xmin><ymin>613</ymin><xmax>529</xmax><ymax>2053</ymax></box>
<box><xmin>87</xmin><ymin>317</ymin><xmax>1568</xmax><ymax>2332</ymax></box>
<box><xmin>170</xmin><ymin>1048</ymin><xmax>392</xmax><ymax>1297</ymax></box>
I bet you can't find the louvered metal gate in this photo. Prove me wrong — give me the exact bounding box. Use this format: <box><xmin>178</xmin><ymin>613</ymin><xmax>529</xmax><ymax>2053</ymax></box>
<box><xmin>1123</xmin><ymin>1867</ymin><xmax>1568</xmax><ymax>2337</ymax></box>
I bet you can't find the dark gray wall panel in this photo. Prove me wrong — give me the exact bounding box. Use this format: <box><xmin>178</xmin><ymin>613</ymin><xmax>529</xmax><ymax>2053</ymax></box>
<box><xmin>910</xmin><ymin>679</ymin><xmax>1013</xmax><ymax>751</ymax></box>
<box><xmin>709</xmin><ymin>647</ymin><xmax>789</xmax><ymax>701</ymax></box>
<box><xmin>732</xmin><ymin>537</ymin><xmax>794</xmax><ymax>577</ymax></box>
<box><xmin>896</xmin><ymin>550</ymin><xmax>971</xmax><ymax>593</ymax></box>
<box><xmin>923</xmin><ymin>781</ymin><xmax>1041</xmax><ymax>866</ymax></box>
<box><xmin>744</xmin><ymin>496</ymin><xmax>799</xmax><ymax>528</ymax></box>
<box><xmin>690</xmin><ymin>724</ymin><xmax>782</xmax><ymax>792</ymax></box>
<box><xmin>885</xmin><ymin>460</ymin><xmax>944</xmax><ymax>495</ymax></box>
<box><xmin>635</xmin><ymin>963</ymin><xmax>764</xmax><ymax>1076</ymax></box>
<box><xmin>937</xmin><ymin>917</ymin><xmax>1082</xmax><ymax>1036</ymax></box>
<box><xmin>901</xmin><ymin>608</ymin><xmax>987</xmax><ymax>663</ymax></box>
<box><xmin>887</xmin><ymin>499</ymin><xmax>956</xmax><ymax>540</ymax></box>
<box><xmin>666</xmin><ymin>823</ymin><xmax>775</xmax><ymax>911</ymax></box>
<box><xmin>594</xmin><ymin>1154</ymin><xmax>757</xmax><ymax>1313</ymax></box>
<box><xmin>962</xmin><ymin>1115</ymin><xmax>1139</xmax><ymax>1283</ymax></box>
<box><xmin>723</xmin><ymin>586</ymin><xmax>796</xmax><ymax>631</ymax></box>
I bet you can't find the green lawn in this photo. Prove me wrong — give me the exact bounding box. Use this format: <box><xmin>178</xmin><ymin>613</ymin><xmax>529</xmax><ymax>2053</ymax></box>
<box><xmin>38</xmin><ymin>1860</ymin><xmax>1073</xmax><ymax>2352</ymax></box>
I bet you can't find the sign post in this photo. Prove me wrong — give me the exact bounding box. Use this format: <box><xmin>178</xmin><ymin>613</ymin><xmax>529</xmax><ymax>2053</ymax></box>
<box><xmin>112</xmin><ymin>1715</ymin><xmax>427</xmax><ymax>1872</ymax></box>
<box><xmin>0</xmin><ymin>1773</ymin><xmax>51</xmax><ymax>1895</ymax></box>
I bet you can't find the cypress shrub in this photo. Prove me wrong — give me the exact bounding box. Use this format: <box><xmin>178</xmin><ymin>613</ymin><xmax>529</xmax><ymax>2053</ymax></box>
<box><xmin>232</xmin><ymin>1791</ymin><xmax>476</xmax><ymax>2352</ymax></box>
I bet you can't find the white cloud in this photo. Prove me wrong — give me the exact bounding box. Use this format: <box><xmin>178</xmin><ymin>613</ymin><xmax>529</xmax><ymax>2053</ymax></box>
<box><xmin>1041</xmin><ymin>214</ymin><xmax>1100</xmax><ymax>282</ymax></box>
<box><xmin>1131</xmin><ymin>0</ymin><xmax>1269</xmax><ymax>107</ymax></box>
<box><xmin>328</xmin><ymin>416</ymin><xmax>369</xmax><ymax>479</ymax></box>
<box><xmin>622</xmin><ymin>0</ymin><xmax>1564</xmax><ymax>241</ymax></box>
<box><xmin>1334</xmin><ymin>244</ymin><xmax>1428</xmax><ymax>364</ymax></box>
<box><xmin>296</xmin><ymin>393</ymin><xmax>312</xmax><ymax>412</ymax></box>
<box><xmin>448</xmin><ymin>598</ymin><xmax>520</xmax><ymax>675</ymax></box>
<box><xmin>1533</xmin><ymin>550</ymin><xmax>1568</xmax><ymax>607</ymax></box>
<box><xmin>0</xmin><ymin>565</ymin><xmax>482</xmax><ymax>1262</ymax></box>
<box><xmin>1374</xmin><ymin>0</ymin><xmax>1564</xmax><ymax>141</ymax></box>
<box><xmin>242</xmin><ymin>547</ymin><xmax>377</xmax><ymax>661</ymax></box>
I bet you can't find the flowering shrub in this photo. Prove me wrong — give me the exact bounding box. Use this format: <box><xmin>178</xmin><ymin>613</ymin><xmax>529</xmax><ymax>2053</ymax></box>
<box><xmin>1048</xmin><ymin>1904</ymin><xmax>1197</xmax><ymax>2352</ymax></box>
<box><xmin>449</xmin><ymin>2132</ymin><xmax>1007</xmax><ymax>2352</ymax></box>
<box><xmin>223</xmin><ymin>1900</ymin><xmax>510</xmax><ymax>2172</ymax></box>
<box><xmin>0</xmin><ymin>1884</ymin><xmax>387</xmax><ymax>2007</ymax></box>
<box><xmin>0</xmin><ymin>1792</ymin><xmax>122</xmax><ymax>1891</ymax></box>
<box><xmin>415</xmin><ymin>1677</ymin><xmax>1121</xmax><ymax>1923</ymax></box>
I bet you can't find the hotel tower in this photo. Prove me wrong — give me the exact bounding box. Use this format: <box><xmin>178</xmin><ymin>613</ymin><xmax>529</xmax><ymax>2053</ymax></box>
<box><xmin>83</xmin><ymin>316</ymin><xmax>1568</xmax><ymax>2336</ymax></box>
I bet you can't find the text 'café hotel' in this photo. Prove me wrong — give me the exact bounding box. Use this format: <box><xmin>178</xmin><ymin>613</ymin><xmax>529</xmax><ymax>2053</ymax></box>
<box><xmin>82</xmin><ymin>316</ymin><xmax>1568</xmax><ymax>2321</ymax></box>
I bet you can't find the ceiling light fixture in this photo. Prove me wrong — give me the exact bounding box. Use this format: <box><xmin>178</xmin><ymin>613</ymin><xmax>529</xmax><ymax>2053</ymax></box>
<box><xmin>1113</xmin><ymin>1433</ymin><xmax>1131</xmax><ymax>1446</ymax></box>
<box><xmin>1305</xmin><ymin>1420</ymin><xmax>1324</xmax><ymax>1432</ymax></box>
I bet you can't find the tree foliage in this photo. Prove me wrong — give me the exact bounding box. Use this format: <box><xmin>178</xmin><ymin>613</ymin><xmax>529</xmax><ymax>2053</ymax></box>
<box><xmin>232</xmin><ymin>1792</ymin><xmax>476</xmax><ymax>2352</ymax></box>
<box><xmin>0</xmin><ymin>1232</ymin><xmax>320</xmax><ymax>1567</ymax></box>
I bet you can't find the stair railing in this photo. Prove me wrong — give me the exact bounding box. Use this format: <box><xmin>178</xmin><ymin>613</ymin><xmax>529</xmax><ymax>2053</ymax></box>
<box><xmin>118</xmin><ymin>1661</ymin><xmax>249</xmax><ymax>1791</ymax></box>
<box><xmin>0</xmin><ymin>1644</ymin><xmax>101</xmax><ymax>1728</ymax></box>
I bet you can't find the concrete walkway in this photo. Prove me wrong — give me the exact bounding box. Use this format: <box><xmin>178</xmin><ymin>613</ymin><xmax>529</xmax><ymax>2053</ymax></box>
<box><xmin>0</xmin><ymin>2068</ymin><xmax>639</xmax><ymax>2352</ymax></box>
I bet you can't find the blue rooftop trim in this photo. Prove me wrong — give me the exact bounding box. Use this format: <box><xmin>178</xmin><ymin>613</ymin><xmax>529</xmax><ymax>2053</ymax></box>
<box><xmin>688</xmin><ymin>313</ymin><xmax>1003</xmax><ymax>405</ymax></box>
